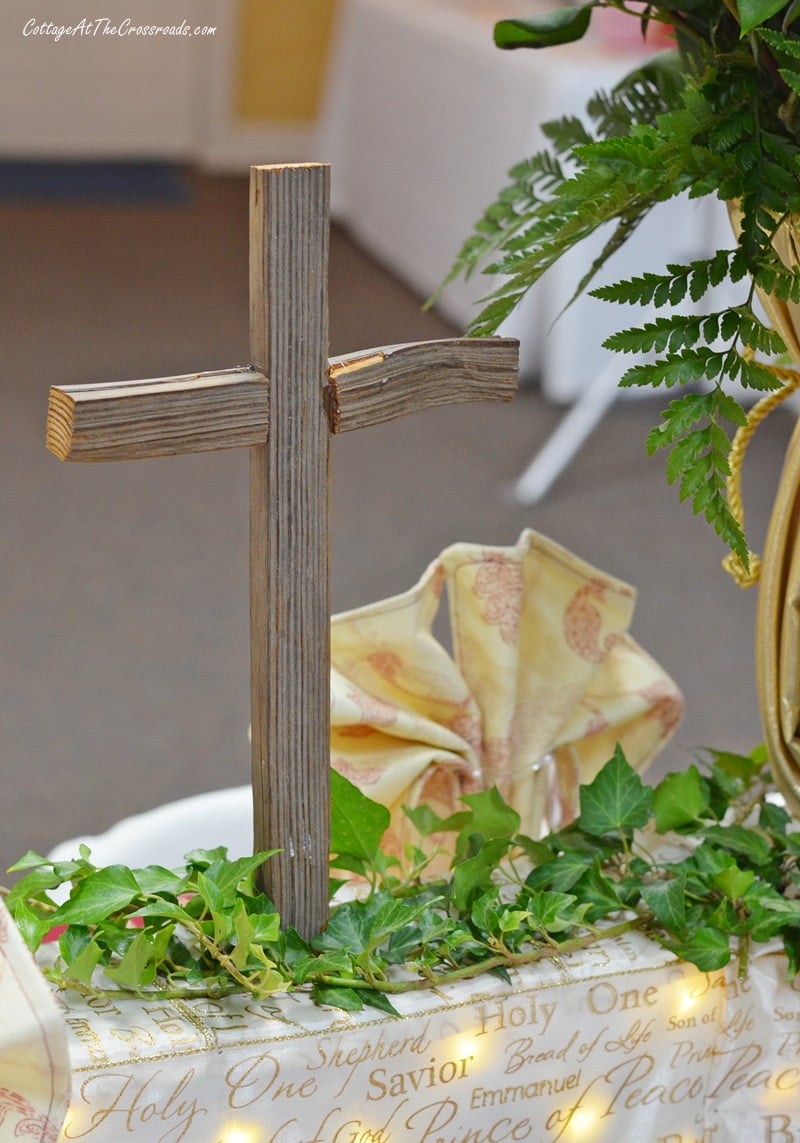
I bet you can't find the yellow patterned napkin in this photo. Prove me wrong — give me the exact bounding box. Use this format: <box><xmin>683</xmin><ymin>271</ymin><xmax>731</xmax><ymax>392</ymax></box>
<box><xmin>0</xmin><ymin>894</ymin><xmax>70</xmax><ymax>1141</ymax></box>
<box><xmin>330</xmin><ymin>529</ymin><xmax>683</xmax><ymax>856</ymax></box>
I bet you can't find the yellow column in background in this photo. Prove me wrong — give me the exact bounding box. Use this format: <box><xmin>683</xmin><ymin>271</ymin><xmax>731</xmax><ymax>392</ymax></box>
<box><xmin>237</xmin><ymin>0</ymin><xmax>342</xmax><ymax>123</ymax></box>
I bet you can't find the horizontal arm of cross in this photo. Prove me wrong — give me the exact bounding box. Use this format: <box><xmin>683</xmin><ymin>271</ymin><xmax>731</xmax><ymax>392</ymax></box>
<box><xmin>47</xmin><ymin>367</ymin><xmax>268</xmax><ymax>462</ymax></box>
<box><xmin>325</xmin><ymin>336</ymin><xmax>518</xmax><ymax>433</ymax></box>
<box><xmin>46</xmin><ymin>337</ymin><xmax>518</xmax><ymax>462</ymax></box>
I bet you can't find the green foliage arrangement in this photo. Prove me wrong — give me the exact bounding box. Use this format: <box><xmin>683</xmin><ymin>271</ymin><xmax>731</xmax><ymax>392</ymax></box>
<box><xmin>440</xmin><ymin>0</ymin><xmax>800</xmax><ymax>564</ymax></box>
<box><xmin>5</xmin><ymin>746</ymin><xmax>800</xmax><ymax>1013</ymax></box>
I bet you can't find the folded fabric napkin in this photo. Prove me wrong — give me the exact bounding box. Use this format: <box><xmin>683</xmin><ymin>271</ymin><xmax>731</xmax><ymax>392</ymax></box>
<box><xmin>330</xmin><ymin>529</ymin><xmax>683</xmax><ymax>858</ymax></box>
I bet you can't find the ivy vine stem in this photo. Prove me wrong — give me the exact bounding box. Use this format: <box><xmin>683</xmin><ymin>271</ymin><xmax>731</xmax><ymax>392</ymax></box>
<box><xmin>310</xmin><ymin>918</ymin><xmax>651</xmax><ymax>997</ymax></box>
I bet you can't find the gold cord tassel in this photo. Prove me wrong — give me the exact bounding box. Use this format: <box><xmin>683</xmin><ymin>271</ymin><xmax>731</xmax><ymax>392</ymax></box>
<box><xmin>723</xmin><ymin>360</ymin><xmax>800</xmax><ymax>588</ymax></box>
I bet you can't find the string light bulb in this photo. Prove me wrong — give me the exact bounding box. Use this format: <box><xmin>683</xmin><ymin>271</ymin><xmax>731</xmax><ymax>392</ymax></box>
<box><xmin>561</xmin><ymin>1102</ymin><xmax>605</xmax><ymax>1140</ymax></box>
<box><xmin>218</xmin><ymin>1121</ymin><xmax>262</xmax><ymax>1143</ymax></box>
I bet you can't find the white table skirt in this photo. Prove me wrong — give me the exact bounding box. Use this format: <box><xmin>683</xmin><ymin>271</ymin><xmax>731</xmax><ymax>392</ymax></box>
<box><xmin>33</xmin><ymin>789</ymin><xmax>800</xmax><ymax>1140</ymax></box>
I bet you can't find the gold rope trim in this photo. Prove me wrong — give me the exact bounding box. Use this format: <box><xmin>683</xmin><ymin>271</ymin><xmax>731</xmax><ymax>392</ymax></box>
<box><xmin>723</xmin><ymin>360</ymin><xmax>800</xmax><ymax>588</ymax></box>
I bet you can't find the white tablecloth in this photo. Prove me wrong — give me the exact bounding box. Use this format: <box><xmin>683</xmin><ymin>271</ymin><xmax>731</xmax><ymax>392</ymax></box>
<box><xmin>320</xmin><ymin>0</ymin><xmax>733</xmax><ymax>399</ymax></box>
<box><xmin>28</xmin><ymin>789</ymin><xmax>800</xmax><ymax>1141</ymax></box>
<box><xmin>0</xmin><ymin>895</ymin><xmax>70</xmax><ymax>1142</ymax></box>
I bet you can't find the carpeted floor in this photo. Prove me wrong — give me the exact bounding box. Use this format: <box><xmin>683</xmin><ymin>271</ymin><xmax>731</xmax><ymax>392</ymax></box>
<box><xmin>1</xmin><ymin>169</ymin><xmax>794</xmax><ymax>874</ymax></box>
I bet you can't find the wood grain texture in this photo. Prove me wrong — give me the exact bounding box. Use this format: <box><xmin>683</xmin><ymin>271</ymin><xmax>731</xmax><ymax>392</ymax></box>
<box><xmin>46</xmin><ymin>369</ymin><xmax>268</xmax><ymax>461</ymax></box>
<box><xmin>325</xmin><ymin>337</ymin><xmax>519</xmax><ymax>433</ymax></box>
<box><xmin>249</xmin><ymin>164</ymin><xmax>331</xmax><ymax>937</ymax></box>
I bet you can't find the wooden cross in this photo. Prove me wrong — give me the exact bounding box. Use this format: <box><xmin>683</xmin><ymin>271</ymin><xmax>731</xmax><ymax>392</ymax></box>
<box><xmin>45</xmin><ymin>164</ymin><xmax>518</xmax><ymax>937</ymax></box>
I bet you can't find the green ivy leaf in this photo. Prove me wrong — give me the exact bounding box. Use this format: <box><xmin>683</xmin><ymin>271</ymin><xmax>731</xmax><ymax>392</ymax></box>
<box><xmin>59</xmin><ymin>924</ymin><xmax>93</xmax><ymax>964</ymax></box>
<box><xmin>714</xmin><ymin>866</ymin><xmax>756</xmax><ymax>901</ymax></box>
<box><xmin>452</xmin><ymin>839</ymin><xmax>512</xmax><ymax>910</ymax></box>
<box><xmin>403</xmin><ymin>803</ymin><xmax>471</xmax><ymax>838</ymax></box>
<box><xmin>653</xmin><ymin>766</ymin><xmax>709</xmax><ymax>832</ymax></box>
<box><xmin>4</xmin><ymin>867</ymin><xmax>61</xmax><ymax>912</ymax></box>
<box><xmin>11</xmin><ymin>900</ymin><xmax>51</xmax><ymax>951</ymax></box>
<box><xmin>63</xmin><ymin>937</ymin><xmax>105</xmax><ymax>986</ymax></box>
<box><xmin>104</xmin><ymin>929</ymin><xmax>159</xmax><ymax>990</ymax></box>
<box><xmin>784</xmin><ymin>928</ymin><xmax>800</xmax><ymax>978</ymax></box>
<box><xmin>51</xmin><ymin>865</ymin><xmax>142</xmax><ymax>927</ymax></box>
<box><xmin>701</xmin><ymin>825</ymin><xmax>773</xmax><ymax>866</ymax></box>
<box><xmin>759</xmin><ymin>800</ymin><xmax>792</xmax><ymax>838</ymax></box>
<box><xmin>571</xmin><ymin>864</ymin><xmax>622</xmax><ymax>922</ymax></box>
<box><xmin>363</xmin><ymin>896</ymin><xmax>441</xmax><ymax>954</ymax></box>
<box><xmin>528</xmin><ymin>890</ymin><xmax>589</xmax><ymax>934</ymax></box>
<box><xmin>313</xmin><ymin>985</ymin><xmax>364</xmax><ymax>1011</ymax></box>
<box><xmin>494</xmin><ymin>6</ymin><xmax>593</xmax><ymax>50</ymax></box>
<box><xmin>292</xmin><ymin>949</ymin><xmax>354</xmax><ymax>986</ymax></box>
<box><xmin>249</xmin><ymin>912</ymin><xmax>281</xmax><ymax>944</ymax></box>
<box><xmin>387</xmin><ymin>908</ymin><xmax>451</xmax><ymax>963</ymax></box>
<box><xmin>527</xmin><ymin>850</ymin><xmax>590</xmax><ymax>893</ymax></box>
<box><xmin>313</xmin><ymin>900</ymin><xmax>372</xmax><ymax>956</ymax></box>
<box><xmin>737</xmin><ymin>0</ymin><xmax>788</xmax><ymax>34</ymax></box>
<box><xmin>6</xmin><ymin>850</ymin><xmax>52</xmax><ymax>873</ymax></box>
<box><xmin>660</xmin><ymin>927</ymin><xmax>732</xmax><ymax>971</ymax></box>
<box><xmin>579</xmin><ymin>745</ymin><xmax>653</xmax><ymax>837</ymax></box>
<box><xmin>640</xmin><ymin>875</ymin><xmax>688</xmax><ymax>933</ymax></box>
<box><xmin>132</xmin><ymin>865</ymin><xmax>190</xmax><ymax>897</ymax></box>
<box><xmin>515</xmin><ymin>834</ymin><xmax>557</xmax><ymax>865</ymax></box>
<box><xmin>331</xmin><ymin>770</ymin><xmax>390</xmax><ymax>864</ymax></box>
<box><xmin>184</xmin><ymin>846</ymin><xmax>231</xmax><ymax>870</ymax></box>
<box><xmin>203</xmin><ymin>852</ymin><xmax>278</xmax><ymax>901</ymax></box>
<box><xmin>459</xmin><ymin>787</ymin><xmax>521</xmax><ymax>841</ymax></box>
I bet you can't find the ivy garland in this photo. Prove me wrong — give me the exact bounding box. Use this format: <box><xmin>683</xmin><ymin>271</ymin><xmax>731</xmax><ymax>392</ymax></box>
<box><xmin>5</xmin><ymin>745</ymin><xmax>800</xmax><ymax>1015</ymax></box>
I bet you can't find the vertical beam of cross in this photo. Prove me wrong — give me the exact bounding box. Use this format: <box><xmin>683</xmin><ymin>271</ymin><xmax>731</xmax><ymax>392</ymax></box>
<box><xmin>249</xmin><ymin>165</ymin><xmax>331</xmax><ymax>936</ymax></box>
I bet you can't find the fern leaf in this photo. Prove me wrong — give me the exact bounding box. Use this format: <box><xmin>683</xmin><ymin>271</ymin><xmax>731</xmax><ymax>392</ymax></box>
<box><xmin>567</xmin><ymin>208</ymin><xmax>652</xmax><ymax>305</ymax></box>
<box><xmin>739</xmin><ymin>357</ymin><xmax>786</xmax><ymax>389</ymax></box>
<box><xmin>541</xmin><ymin>115</ymin><xmax>593</xmax><ymax>152</ymax></box>
<box><xmin>781</xmin><ymin>68</ymin><xmax>800</xmax><ymax>96</ymax></box>
<box><xmin>619</xmin><ymin>349</ymin><xmax>726</xmax><ymax>388</ymax></box>
<box><xmin>759</xmin><ymin>27</ymin><xmax>800</xmax><ymax>59</ymax></box>
<box><xmin>604</xmin><ymin>314</ymin><xmax>704</xmax><ymax>354</ymax></box>
<box><xmin>714</xmin><ymin>392</ymin><xmax>750</xmax><ymax>427</ymax></box>
<box><xmin>591</xmin><ymin>270</ymin><xmax>674</xmax><ymax>305</ymax></box>
<box><xmin>645</xmin><ymin>392</ymin><xmax>721</xmax><ymax>451</ymax></box>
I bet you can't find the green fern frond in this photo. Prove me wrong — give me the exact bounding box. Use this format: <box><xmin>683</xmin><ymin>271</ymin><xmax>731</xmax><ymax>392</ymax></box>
<box><xmin>780</xmin><ymin>68</ymin><xmax>800</xmax><ymax>96</ymax></box>
<box><xmin>645</xmin><ymin>390</ymin><xmax>749</xmax><ymax>563</ymax></box>
<box><xmin>568</xmin><ymin>208</ymin><xmax>653</xmax><ymax>304</ymax></box>
<box><xmin>619</xmin><ymin>349</ymin><xmax>727</xmax><ymax>387</ymax></box>
<box><xmin>759</xmin><ymin>27</ymin><xmax>800</xmax><ymax>59</ymax></box>
<box><xmin>438</xmin><ymin>2</ymin><xmax>800</xmax><ymax>564</ymax></box>
<box><xmin>604</xmin><ymin>314</ymin><xmax>705</xmax><ymax>354</ymax></box>
<box><xmin>591</xmin><ymin>269</ymin><xmax>678</xmax><ymax>306</ymax></box>
<box><xmin>739</xmin><ymin>356</ymin><xmax>787</xmax><ymax>388</ymax></box>
<box><xmin>755</xmin><ymin>258</ymin><xmax>800</xmax><ymax>300</ymax></box>
<box><xmin>541</xmin><ymin>116</ymin><xmax>593</xmax><ymax>152</ymax></box>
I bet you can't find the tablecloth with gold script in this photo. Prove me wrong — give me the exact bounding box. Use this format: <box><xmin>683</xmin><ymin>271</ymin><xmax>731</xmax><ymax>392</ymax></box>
<box><xmin>42</xmin><ymin>929</ymin><xmax>800</xmax><ymax>1143</ymax></box>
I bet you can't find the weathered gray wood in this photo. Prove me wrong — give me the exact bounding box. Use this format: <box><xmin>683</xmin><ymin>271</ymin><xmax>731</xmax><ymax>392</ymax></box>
<box><xmin>44</xmin><ymin>161</ymin><xmax>520</xmax><ymax>940</ymax></box>
<box><xmin>326</xmin><ymin>338</ymin><xmax>519</xmax><ymax>433</ymax></box>
<box><xmin>46</xmin><ymin>336</ymin><xmax>518</xmax><ymax>463</ymax></box>
<box><xmin>47</xmin><ymin>369</ymin><xmax>268</xmax><ymax>461</ymax></box>
<box><xmin>249</xmin><ymin>164</ymin><xmax>331</xmax><ymax>937</ymax></box>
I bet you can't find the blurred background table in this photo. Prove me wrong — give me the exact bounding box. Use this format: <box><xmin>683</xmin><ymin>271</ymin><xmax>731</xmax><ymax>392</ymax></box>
<box><xmin>321</xmin><ymin>0</ymin><xmax>732</xmax><ymax>402</ymax></box>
